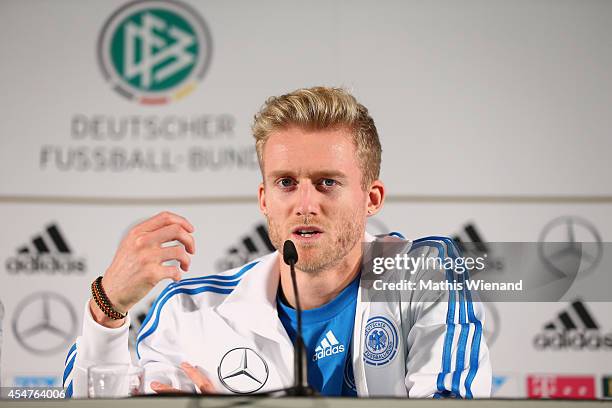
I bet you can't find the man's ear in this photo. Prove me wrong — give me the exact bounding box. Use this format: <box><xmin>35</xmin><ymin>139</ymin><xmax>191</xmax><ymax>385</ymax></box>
<box><xmin>366</xmin><ymin>180</ymin><xmax>385</xmax><ymax>217</ymax></box>
<box><xmin>258</xmin><ymin>182</ymin><xmax>267</xmax><ymax>215</ymax></box>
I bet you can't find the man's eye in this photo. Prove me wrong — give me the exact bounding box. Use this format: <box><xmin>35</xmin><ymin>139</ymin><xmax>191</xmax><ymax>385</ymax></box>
<box><xmin>278</xmin><ymin>178</ymin><xmax>295</xmax><ymax>188</ymax></box>
<box><xmin>320</xmin><ymin>179</ymin><xmax>337</xmax><ymax>187</ymax></box>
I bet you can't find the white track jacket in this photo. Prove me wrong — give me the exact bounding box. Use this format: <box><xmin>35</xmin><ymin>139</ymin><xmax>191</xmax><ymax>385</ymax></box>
<box><xmin>63</xmin><ymin>234</ymin><xmax>491</xmax><ymax>398</ymax></box>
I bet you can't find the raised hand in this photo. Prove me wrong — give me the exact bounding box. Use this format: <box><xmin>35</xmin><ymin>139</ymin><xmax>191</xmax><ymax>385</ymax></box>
<box><xmin>90</xmin><ymin>211</ymin><xmax>195</xmax><ymax>328</ymax></box>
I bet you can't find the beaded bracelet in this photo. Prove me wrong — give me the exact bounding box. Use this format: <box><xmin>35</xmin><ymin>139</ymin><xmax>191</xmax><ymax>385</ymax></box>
<box><xmin>91</xmin><ymin>276</ymin><xmax>127</xmax><ymax>320</ymax></box>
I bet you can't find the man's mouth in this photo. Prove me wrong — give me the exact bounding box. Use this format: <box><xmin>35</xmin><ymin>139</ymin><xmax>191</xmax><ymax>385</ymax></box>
<box><xmin>291</xmin><ymin>226</ymin><xmax>323</xmax><ymax>239</ymax></box>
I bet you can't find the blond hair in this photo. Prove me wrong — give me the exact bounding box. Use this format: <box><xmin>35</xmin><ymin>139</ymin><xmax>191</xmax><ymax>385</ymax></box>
<box><xmin>252</xmin><ymin>86</ymin><xmax>381</xmax><ymax>189</ymax></box>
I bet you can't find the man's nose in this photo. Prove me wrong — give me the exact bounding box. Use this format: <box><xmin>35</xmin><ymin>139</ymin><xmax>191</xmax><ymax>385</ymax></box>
<box><xmin>295</xmin><ymin>182</ymin><xmax>319</xmax><ymax>217</ymax></box>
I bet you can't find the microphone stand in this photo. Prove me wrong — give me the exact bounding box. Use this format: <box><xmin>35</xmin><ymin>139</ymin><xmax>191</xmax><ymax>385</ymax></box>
<box><xmin>283</xmin><ymin>240</ymin><xmax>317</xmax><ymax>397</ymax></box>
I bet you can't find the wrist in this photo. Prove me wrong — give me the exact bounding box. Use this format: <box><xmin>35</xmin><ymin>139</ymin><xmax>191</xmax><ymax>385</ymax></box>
<box><xmin>101</xmin><ymin>276</ymin><xmax>129</xmax><ymax>314</ymax></box>
<box><xmin>89</xmin><ymin>297</ymin><xmax>125</xmax><ymax>329</ymax></box>
<box><xmin>90</xmin><ymin>276</ymin><xmax>128</xmax><ymax>327</ymax></box>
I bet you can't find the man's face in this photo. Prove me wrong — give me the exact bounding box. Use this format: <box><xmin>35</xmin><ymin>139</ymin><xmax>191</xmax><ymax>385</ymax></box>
<box><xmin>258</xmin><ymin>126</ymin><xmax>378</xmax><ymax>274</ymax></box>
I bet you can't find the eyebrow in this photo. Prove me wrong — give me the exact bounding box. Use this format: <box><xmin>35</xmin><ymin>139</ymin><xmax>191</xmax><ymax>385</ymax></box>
<box><xmin>267</xmin><ymin>169</ymin><xmax>348</xmax><ymax>180</ymax></box>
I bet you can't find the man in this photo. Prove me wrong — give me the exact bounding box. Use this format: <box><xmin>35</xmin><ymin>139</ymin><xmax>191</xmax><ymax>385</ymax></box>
<box><xmin>63</xmin><ymin>87</ymin><xmax>491</xmax><ymax>398</ymax></box>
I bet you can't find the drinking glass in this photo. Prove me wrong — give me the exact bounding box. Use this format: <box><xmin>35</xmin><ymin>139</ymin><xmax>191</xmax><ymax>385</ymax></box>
<box><xmin>88</xmin><ymin>364</ymin><xmax>144</xmax><ymax>398</ymax></box>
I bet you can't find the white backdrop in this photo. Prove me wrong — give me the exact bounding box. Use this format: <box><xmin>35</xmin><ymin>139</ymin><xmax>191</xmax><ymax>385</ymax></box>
<box><xmin>1</xmin><ymin>0</ymin><xmax>611</xmax><ymax>399</ymax></box>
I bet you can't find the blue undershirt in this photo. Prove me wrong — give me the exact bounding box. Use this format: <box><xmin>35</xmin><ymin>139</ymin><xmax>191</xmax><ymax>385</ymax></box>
<box><xmin>277</xmin><ymin>275</ymin><xmax>359</xmax><ymax>396</ymax></box>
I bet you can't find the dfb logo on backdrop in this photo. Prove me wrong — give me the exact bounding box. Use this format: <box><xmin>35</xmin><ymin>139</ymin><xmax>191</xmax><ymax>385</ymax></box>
<box><xmin>533</xmin><ymin>300</ymin><xmax>612</xmax><ymax>351</ymax></box>
<box><xmin>98</xmin><ymin>0</ymin><xmax>213</xmax><ymax>105</ymax></box>
<box><xmin>11</xmin><ymin>292</ymin><xmax>78</xmax><ymax>355</ymax></box>
<box><xmin>41</xmin><ymin>1</ymin><xmax>249</xmax><ymax>175</ymax></box>
<box><xmin>4</xmin><ymin>223</ymin><xmax>86</xmax><ymax>275</ymax></box>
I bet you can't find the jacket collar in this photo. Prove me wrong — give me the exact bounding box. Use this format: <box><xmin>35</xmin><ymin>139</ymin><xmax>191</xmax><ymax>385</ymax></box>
<box><xmin>215</xmin><ymin>251</ymin><xmax>289</xmax><ymax>343</ymax></box>
<box><xmin>215</xmin><ymin>231</ymin><xmax>381</xmax><ymax>344</ymax></box>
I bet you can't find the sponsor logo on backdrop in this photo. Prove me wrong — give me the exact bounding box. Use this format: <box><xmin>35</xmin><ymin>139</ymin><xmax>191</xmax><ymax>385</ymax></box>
<box><xmin>11</xmin><ymin>375</ymin><xmax>60</xmax><ymax>387</ymax></box>
<box><xmin>215</xmin><ymin>223</ymin><xmax>275</xmax><ymax>272</ymax></box>
<box><xmin>39</xmin><ymin>1</ymin><xmax>257</xmax><ymax>175</ymax></box>
<box><xmin>603</xmin><ymin>376</ymin><xmax>612</xmax><ymax>398</ymax></box>
<box><xmin>491</xmin><ymin>375</ymin><xmax>507</xmax><ymax>396</ymax></box>
<box><xmin>538</xmin><ymin>216</ymin><xmax>603</xmax><ymax>278</ymax></box>
<box><xmin>490</xmin><ymin>374</ymin><xmax>524</xmax><ymax>398</ymax></box>
<box><xmin>4</xmin><ymin>223</ymin><xmax>86</xmax><ymax>275</ymax></box>
<box><xmin>98</xmin><ymin>0</ymin><xmax>212</xmax><ymax>105</ymax></box>
<box><xmin>527</xmin><ymin>375</ymin><xmax>595</xmax><ymax>399</ymax></box>
<box><xmin>217</xmin><ymin>347</ymin><xmax>269</xmax><ymax>394</ymax></box>
<box><xmin>533</xmin><ymin>300</ymin><xmax>612</xmax><ymax>350</ymax></box>
<box><xmin>12</xmin><ymin>292</ymin><xmax>78</xmax><ymax>355</ymax></box>
<box><xmin>452</xmin><ymin>223</ymin><xmax>504</xmax><ymax>273</ymax></box>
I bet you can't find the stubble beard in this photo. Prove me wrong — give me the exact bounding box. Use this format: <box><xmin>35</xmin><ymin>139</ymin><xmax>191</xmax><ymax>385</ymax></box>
<box><xmin>267</xmin><ymin>210</ymin><xmax>364</xmax><ymax>275</ymax></box>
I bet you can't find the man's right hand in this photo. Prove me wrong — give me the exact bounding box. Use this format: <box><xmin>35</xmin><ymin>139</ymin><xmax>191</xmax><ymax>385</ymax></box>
<box><xmin>90</xmin><ymin>211</ymin><xmax>195</xmax><ymax>328</ymax></box>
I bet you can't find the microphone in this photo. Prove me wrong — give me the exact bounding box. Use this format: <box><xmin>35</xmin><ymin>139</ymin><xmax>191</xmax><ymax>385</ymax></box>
<box><xmin>282</xmin><ymin>240</ymin><xmax>316</xmax><ymax>396</ymax></box>
<box><xmin>283</xmin><ymin>240</ymin><xmax>298</xmax><ymax>265</ymax></box>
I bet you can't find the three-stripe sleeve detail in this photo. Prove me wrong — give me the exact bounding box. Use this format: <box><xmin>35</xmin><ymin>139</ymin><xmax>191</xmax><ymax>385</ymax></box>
<box><xmin>63</xmin><ymin>342</ymin><xmax>77</xmax><ymax>398</ymax></box>
<box><xmin>412</xmin><ymin>236</ymin><xmax>482</xmax><ymax>399</ymax></box>
<box><xmin>136</xmin><ymin>261</ymin><xmax>258</xmax><ymax>358</ymax></box>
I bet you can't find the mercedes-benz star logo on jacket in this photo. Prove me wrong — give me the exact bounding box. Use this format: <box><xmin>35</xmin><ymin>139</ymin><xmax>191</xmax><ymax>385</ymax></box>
<box><xmin>217</xmin><ymin>347</ymin><xmax>269</xmax><ymax>393</ymax></box>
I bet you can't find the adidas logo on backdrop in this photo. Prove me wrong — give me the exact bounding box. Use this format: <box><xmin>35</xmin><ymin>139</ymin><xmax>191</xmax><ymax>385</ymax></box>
<box><xmin>533</xmin><ymin>300</ymin><xmax>612</xmax><ymax>351</ymax></box>
<box><xmin>313</xmin><ymin>330</ymin><xmax>345</xmax><ymax>361</ymax></box>
<box><xmin>5</xmin><ymin>223</ymin><xmax>86</xmax><ymax>275</ymax></box>
<box><xmin>215</xmin><ymin>223</ymin><xmax>275</xmax><ymax>272</ymax></box>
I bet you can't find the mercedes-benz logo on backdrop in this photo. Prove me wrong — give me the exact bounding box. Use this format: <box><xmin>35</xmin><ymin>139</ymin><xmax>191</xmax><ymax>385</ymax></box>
<box><xmin>12</xmin><ymin>292</ymin><xmax>77</xmax><ymax>355</ymax></box>
<box><xmin>538</xmin><ymin>216</ymin><xmax>603</xmax><ymax>279</ymax></box>
<box><xmin>217</xmin><ymin>347</ymin><xmax>269</xmax><ymax>394</ymax></box>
